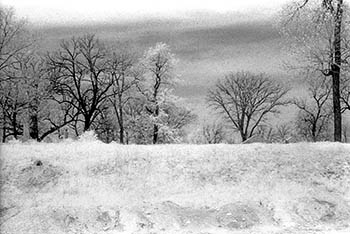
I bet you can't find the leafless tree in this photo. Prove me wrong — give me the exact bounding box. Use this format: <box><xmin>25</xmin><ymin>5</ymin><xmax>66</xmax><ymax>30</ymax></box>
<box><xmin>272</xmin><ymin>123</ymin><xmax>294</xmax><ymax>143</ymax></box>
<box><xmin>0</xmin><ymin>49</ymin><xmax>79</xmax><ymax>142</ymax></box>
<box><xmin>0</xmin><ymin>7</ymin><xmax>32</xmax><ymax>81</ymax></box>
<box><xmin>123</xmin><ymin>96</ymin><xmax>151</xmax><ymax>144</ymax></box>
<box><xmin>281</xmin><ymin>0</ymin><xmax>346</xmax><ymax>141</ymax></box>
<box><xmin>0</xmin><ymin>79</ymin><xmax>26</xmax><ymax>141</ymax></box>
<box><xmin>157</xmin><ymin>101</ymin><xmax>196</xmax><ymax>143</ymax></box>
<box><xmin>294</xmin><ymin>74</ymin><xmax>332</xmax><ymax>141</ymax></box>
<box><xmin>47</xmin><ymin>35</ymin><xmax>114</xmax><ymax>133</ymax></box>
<box><xmin>107</xmin><ymin>50</ymin><xmax>137</xmax><ymax>144</ymax></box>
<box><xmin>201</xmin><ymin>121</ymin><xmax>226</xmax><ymax>144</ymax></box>
<box><xmin>207</xmin><ymin>71</ymin><xmax>290</xmax><ymax>142</ymax></box>
<box><xmin>341</xmin><ymin>74</ymin><xmax>350</xmax><ymax>112</ymax></box>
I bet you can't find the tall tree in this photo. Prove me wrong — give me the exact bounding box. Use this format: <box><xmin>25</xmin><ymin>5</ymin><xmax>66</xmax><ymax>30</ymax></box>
<box><xmin>138</xmin><ymin>43</ymin><xmax>178</xmax><ymax>144</ymax></box>
<box><xmin>47</xmin><ymin>35</ymin><xmax>114</xmax><ymax>133</ymax></box>
<box><xmin>207</xmin><ymin>71</ymin><xmax>290</xmax><ymax>142</ymax></box>
<box><xmin>281</xmin><ymin>0</ymin><xmax>345</xmax><ymax>141</ymax></box>
<box><xmin>107</xmin><ymin>50</ymin><xmax>137</xmax><ymax>144</ymax></box>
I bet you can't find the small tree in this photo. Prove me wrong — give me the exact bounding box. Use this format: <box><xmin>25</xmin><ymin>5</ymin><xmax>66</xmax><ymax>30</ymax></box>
<box><xmin>272</xmin><ymin>123</ymin><xmax>295</xmax><ymax>143</ymax></box>
<box><xmin>156</xmin><ymin>99</ymin><xmax>196</xmax><ymax>143</ymax></box>
<box><xmin>207</xmin><ymin>71</ymin><xmax>290</xmax><ymax>142</ymax></box>
<box><xmin>123</xmin><ymin>96</ymin><xmax>152</xmax><ymax>144</ymax></box>
<box><xmin>294</xmin><ymin>74</ymin><xmax>332</xmax><ymax>141</ymax></box>
<box><xmin>199</xmin><ymin>121</ymin><xmax>226</xmax><ymax>144</ymax></box>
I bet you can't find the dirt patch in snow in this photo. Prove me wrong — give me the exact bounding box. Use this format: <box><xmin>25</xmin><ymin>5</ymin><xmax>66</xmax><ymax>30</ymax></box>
<box><xmin>294</xmin><ymin>197</ymin><xmax>350</xmax><ymax>226</ymax></box>
<box><xmin>216</xmin><ymin>202</ymin><xmax>275</xmax><ymax>229</ymax></box>
<box><xmin>134</xmin><ymin>201</ymin><xmax>276</xmax><ymax>232</ymax></box>
<box><xmin>15</xmin><ymin>160</ymin><xmax>63</xmax><ymax>191</ymax></box>
<box><xmin>49</xmin><ymin>207</ymin><xmax>123</xmax><ymax>233</ymax></box>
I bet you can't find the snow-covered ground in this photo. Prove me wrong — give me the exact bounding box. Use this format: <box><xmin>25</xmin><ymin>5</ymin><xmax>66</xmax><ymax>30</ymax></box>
<box><xmin>1</xmin><ymin>140</ymin><xmax>350</xmax><ymax>234</ymax></box>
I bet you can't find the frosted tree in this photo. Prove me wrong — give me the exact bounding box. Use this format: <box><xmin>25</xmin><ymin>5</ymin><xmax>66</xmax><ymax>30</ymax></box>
<box><xmin>280</xmin><ymin>0</ymin><xmax>347</xmax><ymax>141</ymax></box>
<box><xmin>137</xmin><ymin>43</ymin><xmax>180</xmax><ymax>144</ymax></box>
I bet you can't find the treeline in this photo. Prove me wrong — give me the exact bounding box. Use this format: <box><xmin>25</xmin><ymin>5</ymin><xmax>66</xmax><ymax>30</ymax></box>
<box><xmin>0</xmin><ymin>8</ymin><xmax>195</xmax><ymax>144</ymax></box>
<box><xmin>1</xmin><ymin>3</ymin><xmax>350</xmax><ymax>144</ymax></box>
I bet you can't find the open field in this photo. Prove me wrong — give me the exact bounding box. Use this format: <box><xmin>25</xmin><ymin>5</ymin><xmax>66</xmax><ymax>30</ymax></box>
<box><xmin>1</xmin><ymin>141</ymin><xmax>350</xmax><ymax>234</ymax></box>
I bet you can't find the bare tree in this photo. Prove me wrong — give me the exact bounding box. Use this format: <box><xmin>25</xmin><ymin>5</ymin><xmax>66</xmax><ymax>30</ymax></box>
<box><xmin>0</xmin><ymin>6</ymin><xmax>32</xmax><ymax>81</ymax></box>
<box><xmin>341</xmin><ymin>74</ymin><xmax>350</xmax><ymax>111</ymax></box>
<box><xmin>0</xmin><ymin>79</ymin><xmax>26</xmax><ymax>141</ymax></box>
<box><xmin>201</xmin><ymin>121</ymin><xmax>226</xmax><ymax>144</ymax></box>
<box><xmin>272</xmin><ymin>123</ymin><xmax>294</xmax><ymax>143</ymax></box>
<box><xmin>0</xmin><ymin>49</ymin><xmax>79</xmax><ymax>142</ymax></box>
<box><xmin>123</xmin><ymin>96</ymin><xmax>151</xmax><ymax>144</ymax></box>
<box><xmin>294</xmin><ymin>74</ymin><xmax>332</xmax><ymax>141</ymax></box>
<box><xmin>207</xmin><ymin>71</ymin><xmax>290</xmax><ymax>142</ymax></box>
<box><xmin>47</xmin><ymin>35</ymin><xmax>114</xmax><ymax>133</ymax></box>
<box><xmin>157</xmin><ymin>101</ymin><xmax>196</xmax><ymax>143</ymax></box>
<box><xmin>280</xmin><ymin>0</ymin><xmax>346</xmax><ymax>141</ymax></box>
<box><xmin>107</xmin><ymin>50</ymin><xmax>137</xmax><ymax>144</ymax></box>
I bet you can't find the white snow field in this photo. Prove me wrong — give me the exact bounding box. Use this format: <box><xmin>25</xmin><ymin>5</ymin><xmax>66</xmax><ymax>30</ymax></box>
<box><xmin>1</xmin><ymin>140</ymin><xmax>350</xmax><ymax>234</ymax></box>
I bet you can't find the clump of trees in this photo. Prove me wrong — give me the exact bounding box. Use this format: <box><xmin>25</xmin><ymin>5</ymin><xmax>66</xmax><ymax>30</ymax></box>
<box><xmin>2</xmin><ymin>3</ymin><xmax>350</xmax><ymax>144</ymax></box>
<box><xmin>280</xmin><ymin>0</ymin><xmax>349</xmax><ymax>142</ymax></box>
<box><xmin>0</xmin><ymin>7</ymin><xmax>195</xmax><ymax>144</ymax></box>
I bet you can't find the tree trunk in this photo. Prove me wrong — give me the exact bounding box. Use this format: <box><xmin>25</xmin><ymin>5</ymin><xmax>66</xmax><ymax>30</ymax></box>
<box><xmin>2</xmin><ymin>108</ymin><xmax>6</xmax><ymax>142</ymax></box>
<box><xmin>152</xmin><ymin>105</ymin><xmax>159</xmax><ymax>144</ymax></box>
<box><xmin>119</xmin><ymin>125</ymin><xmax>124</xmax><ymax>144</ymax></box>
<box><xmin>84</xmin><ymin>118</ymin><xmax>91</xmax><ymax>132</ymax></box>
<box><xmin>240</xmin><ymin>131</ymin><xmax>247</xmax><ymax>142</ymax></box>
<box><xmin>119</xmin><ymin>98</ymin><xmax>124</xmax><ymax>144</ymax></box>
<box><xmin>29</xmin><ymin>114</ymin><xmax>38</xmax><ymax>140</ymax></box>
<box><xmin>332</xmin><ymin>0</ymin><xmax>343</xmax><ymax>142</ymax></box>
<box><xmin>29</xmin><ymin>110</ymin><xmax>39</xmax><ymax>141</ymax></box>
<box><xmin>12</xmin><ymin>112</ymin><xmax>18</xmax><ymax>139</ymax></box>
<box><xmin>312</xmin><ymin>122</ymin><xmax>317</xmax><ymax>142</ymax></box>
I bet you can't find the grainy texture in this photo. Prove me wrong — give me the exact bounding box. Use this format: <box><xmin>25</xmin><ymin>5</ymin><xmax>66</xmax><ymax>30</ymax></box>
<box><xmin>1</xmin><ymin>141</ymin><xmax>350</xmax><ymax>233</ymax></box>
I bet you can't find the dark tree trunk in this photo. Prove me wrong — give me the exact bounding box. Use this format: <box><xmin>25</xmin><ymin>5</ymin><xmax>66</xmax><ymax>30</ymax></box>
<box><xmin>312</xmin><ymin>123</ymin><xmax>317</xmax><ymax>142</ymax></box>
<box><xmin>239</xmin><ymin>126</ymin><xmax>247</xmax><ymax>142</ymax></box>
<box><xmin>119</xmin><ymin>97</ymin><xmax>124</xmax><ymax>144</ymax></box>
<box><xmin>152</xmin><ymin>105</ymin><xmax>159</xmax><ymax>144</ymax></box>
<box><xmin>2</xmin><ymin>109</ymin><xmax>6</xmax><ymax>142</ymax></box>
<box><xmin>332</xmin><ymin>0</ymin><xmax>343</xmax><ymax>142</ymax></box>
<box><xmin>241</xmin><ymin>133</ymin><xmax>247</xmax><ymax>142</ymax></box>
<box><xmin>29</xmin><ymin>111</ymin><xmax>39</xmax><ymax>140</ymax></box>
<box><xmin>12</xmin><ymin>112</ymin><xmax>18</xmax><ymax>139</ymax></box>
<box><xmin>84</xmin><ymin>117</ymin><xmax>91</xmax><ymax>132</ymax></box>
<box><xmin>119</xmin><ymin>124</ymin><xmax>124</xmax><ymax>144</ymax></box>
<box><xmin>332</xmin><ymin>65</ymin><xmax>342</xmax><ymax>142</ymax></box>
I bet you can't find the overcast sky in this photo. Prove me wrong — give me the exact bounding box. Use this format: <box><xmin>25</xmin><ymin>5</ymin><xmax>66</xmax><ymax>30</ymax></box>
<box><xmin>2</xmin><ymin>0</ymin><xmax>291</xmax><ymax>25</ymax></box>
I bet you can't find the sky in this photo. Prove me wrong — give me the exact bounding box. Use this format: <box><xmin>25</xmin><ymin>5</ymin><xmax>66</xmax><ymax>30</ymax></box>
<box><xmin>2</xmin><ymin>0</ymin><xmax>291</xmax><ymax>25</ymax></box>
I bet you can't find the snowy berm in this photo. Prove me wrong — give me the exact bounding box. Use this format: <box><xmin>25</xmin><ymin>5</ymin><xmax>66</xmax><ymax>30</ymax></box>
<box><xmin>1</xmin><ymin>141</ymin><xmax>350</xmax><ymax>234</ymax></box>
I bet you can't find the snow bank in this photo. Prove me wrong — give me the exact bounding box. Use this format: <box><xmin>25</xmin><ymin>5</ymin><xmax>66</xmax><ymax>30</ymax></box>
<box><xmin>1</xmin><ymin>142</ymin><xmax>350</xmax><ymax>233</ymax></box>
